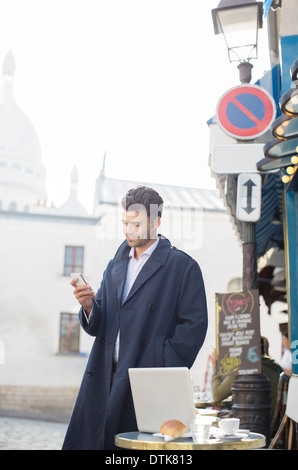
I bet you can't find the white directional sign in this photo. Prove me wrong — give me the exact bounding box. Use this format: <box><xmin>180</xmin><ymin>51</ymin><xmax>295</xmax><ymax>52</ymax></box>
<box><xmin>236</xmin><ymin>173</ymin><xmax>262</xmax><ymax>222</ymax></box>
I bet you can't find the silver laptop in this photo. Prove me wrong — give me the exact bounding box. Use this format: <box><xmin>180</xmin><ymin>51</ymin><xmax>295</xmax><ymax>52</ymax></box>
<box><xmin>128</xmin><ymin>367</ymin><xmax>196</xmax><ymax>433</ymax></box>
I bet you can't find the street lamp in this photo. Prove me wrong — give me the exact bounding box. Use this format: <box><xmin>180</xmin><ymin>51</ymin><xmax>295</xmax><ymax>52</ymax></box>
<box><xmin>211</xmin><ymin>0</ymin><xmax>263</xmax><ymax>83</ymax></box>
<box><xmin>211</xmin><ymin>1</ymin><xmax>272</xmax><ymax>443</ymax></box>
<box><xmin>211</xmin><ymin>0</ymin><xmax>265</xmax><ymax>288</ymax></box>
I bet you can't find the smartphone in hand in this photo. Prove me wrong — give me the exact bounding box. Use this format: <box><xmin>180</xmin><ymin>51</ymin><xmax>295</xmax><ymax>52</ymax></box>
<box><xmin>71</xmin><ymin>273</ymin><xmax>94</xmax><ymax>313</ymax></box>
<box><xmin>71</xmin><ymin>272</ymin><xmax>88</xmax><ymax>286</ymax></box>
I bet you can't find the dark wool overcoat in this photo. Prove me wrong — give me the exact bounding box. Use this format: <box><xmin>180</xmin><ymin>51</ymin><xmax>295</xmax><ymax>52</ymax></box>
<box><xmin>62</xmin><ymin>236</ymin><xmax>208</xmax><ymax>450</ymax></box>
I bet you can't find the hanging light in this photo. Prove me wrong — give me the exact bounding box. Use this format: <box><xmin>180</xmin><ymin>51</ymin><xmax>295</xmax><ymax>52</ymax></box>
<box><xmin>287</xmin><ymin>166</ymin><xmax>296</xmax><ymax>175</ymax></box>
<box><xmin>280</xmin><ymin>59</ymin><xmax>298</xmax><ymax>115</ymax></box>
<box><xmin>282</xmin><ymin>174</ymin><xmax>291</xmax><ymax>184</ymax></box>
<box><xmin>280</xmin><ymin>88</ymin><xmax>298</xmax><ymax>116</ymax></box>
<box><xmin>258</xmin><ymin>59</ymin><xmax>298</xmax><ymax>184</ymax></box>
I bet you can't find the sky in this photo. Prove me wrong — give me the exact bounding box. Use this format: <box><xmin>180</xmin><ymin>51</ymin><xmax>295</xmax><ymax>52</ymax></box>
<box><xmin>0</xmin><ymin>0</ymin><xmax>271</xmax><ymax>213</ymax></box>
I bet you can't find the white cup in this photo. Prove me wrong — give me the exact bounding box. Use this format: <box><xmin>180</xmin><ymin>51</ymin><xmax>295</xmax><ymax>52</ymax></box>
<box><xmin>219</xmin><ymin>418</ymin><xmax>240</xmax><ymax>435</ymax></box>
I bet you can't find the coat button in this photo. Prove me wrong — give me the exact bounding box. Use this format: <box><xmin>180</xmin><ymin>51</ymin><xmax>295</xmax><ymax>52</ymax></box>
<box><xmin>149</xmin><ymin>304</ymin><xmax>154</xmax><ymax>310</ymax></box>
<box><xmin>100</xmin><ymin>338</ymin><xmax>105</xmax><ymax>343</ymax></box>
<box><xmin>87</xmin><ymin>370</ymin><xmax>93</xmax><ymax>377</ymax></box>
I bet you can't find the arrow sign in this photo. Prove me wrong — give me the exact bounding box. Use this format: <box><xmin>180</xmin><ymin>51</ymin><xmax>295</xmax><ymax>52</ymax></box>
<box><xmin>236</xmin><ymin>174</ymin><xmax>261</xmax><ymax>222</ymax></box>
<box><xmin>242</xmin><ymin>179</ymin><xmax>256</xmax><ymax>214</ymax></box>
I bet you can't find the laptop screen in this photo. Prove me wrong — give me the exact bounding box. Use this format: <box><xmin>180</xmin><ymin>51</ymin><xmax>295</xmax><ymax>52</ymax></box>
<box><xmin>128</xmin><ymin>367</ymin><xmax>196</xmax><ymax>433</ymax></box>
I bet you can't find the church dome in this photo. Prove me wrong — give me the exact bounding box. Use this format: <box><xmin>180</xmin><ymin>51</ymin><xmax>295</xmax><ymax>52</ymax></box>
<box><xmin>0</xmin><ymin>98</ymin><xmax>42</xmax><ymax>164</ymax></box>
<box><xmin>0</xmin><ymin>51</ymin><xmax>42</xmax><ymax>164</ymax></box>
<box><xmin>0</xmin><ymin>52</ymin><xmax>47</xmax><ymax>211</ymax></box>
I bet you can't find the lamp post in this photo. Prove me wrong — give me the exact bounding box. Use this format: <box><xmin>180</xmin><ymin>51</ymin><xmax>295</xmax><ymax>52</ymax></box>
<box><xmin>212</xmin><ymin>0</ymin><xmax>263</xmax><ymax>83</ymax></box>
<box><xmin>211</xmin><ymin>0</ymin><xmax>271</xmax><ymax>444</ymax></box>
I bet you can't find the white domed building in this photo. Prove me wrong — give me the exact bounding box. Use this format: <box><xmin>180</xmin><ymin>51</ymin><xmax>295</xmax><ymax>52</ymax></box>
<box><xmin>0</xmin><ymin>52</ymin><xmax>103</xmax><ymax>421</ymax></box>
<box><xmin>0</xmin><ymin>51</ymin><xmax>47</xmax><ymax>212</ymax></box>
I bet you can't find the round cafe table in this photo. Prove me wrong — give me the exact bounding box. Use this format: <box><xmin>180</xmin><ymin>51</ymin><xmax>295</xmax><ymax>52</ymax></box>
<box><xmin>115</xmin><ymin>431</ymin><xmax>266</xmax><ymax>450</ymax></box>
<box><xmin>194</xmin><ymin>399</ymin><xmax>232</xmax><ymax>409</ymax></box>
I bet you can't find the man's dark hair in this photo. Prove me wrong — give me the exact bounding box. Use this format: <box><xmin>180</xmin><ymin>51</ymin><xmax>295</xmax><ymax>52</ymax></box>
<box><xmin>121</xmin><ymin>186</ymin><xmax>164</xmax><ymax>218</ymax></box>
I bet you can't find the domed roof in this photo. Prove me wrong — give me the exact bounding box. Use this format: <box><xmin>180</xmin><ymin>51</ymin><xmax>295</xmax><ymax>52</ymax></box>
<box><xmin>0</xmin><ymin>51</ymin><xmax>42</xmax><ymax>164</ymax></box>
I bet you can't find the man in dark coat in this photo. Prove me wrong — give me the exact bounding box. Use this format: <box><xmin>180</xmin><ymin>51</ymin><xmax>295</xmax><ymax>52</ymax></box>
<box><xmin>62</xmin><ymin>186</ymin><xmax>208</xmax><ymax>450</ymax></box>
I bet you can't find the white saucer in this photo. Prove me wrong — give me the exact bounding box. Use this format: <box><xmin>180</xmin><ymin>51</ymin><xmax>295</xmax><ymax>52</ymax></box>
<box><xmin>238</xmin><ymin>429</ymin><xmax>250</xmax><ymax>436</ymax></box>
<box><xmin>152</xmin><ymin>432</ymin><xmax>192</xmax><ymax>441</ymax></box>
<box><xmin>215</xmin><ymin>430</ymin><xmax>250</xmax><ymax>442</ymax></box>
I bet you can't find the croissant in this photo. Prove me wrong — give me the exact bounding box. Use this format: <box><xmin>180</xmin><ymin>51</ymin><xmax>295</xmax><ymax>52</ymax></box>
<box><xmin>160</xmin><ymin>419</ymin><xmax>187</xmax><ymax>438</ymax></box>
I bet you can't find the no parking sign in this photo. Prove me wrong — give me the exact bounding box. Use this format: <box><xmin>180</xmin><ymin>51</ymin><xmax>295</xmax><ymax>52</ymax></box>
<box><xmin>216</xmin><ymin>84</ymin><xmax>276</xmax><ymax>140</ymax></box>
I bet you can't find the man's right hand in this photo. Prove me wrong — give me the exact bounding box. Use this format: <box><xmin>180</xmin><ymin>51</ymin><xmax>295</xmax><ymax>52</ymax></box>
<box><xmin>71</xmin><ymin>278</ymin><xmax>95</xmax><ymax>315</ymax></box>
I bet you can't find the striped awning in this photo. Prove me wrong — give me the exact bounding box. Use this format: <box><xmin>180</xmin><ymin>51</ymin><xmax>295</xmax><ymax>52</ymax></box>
<box><xmin>214</xmin><ymin>172</ymin><xmax>284</xmax><ymax>257</ymax></box>
<box><xmin>255</xmin><ymin>172</ymin><xmax>284</xmax><ymax>257</ymax></box>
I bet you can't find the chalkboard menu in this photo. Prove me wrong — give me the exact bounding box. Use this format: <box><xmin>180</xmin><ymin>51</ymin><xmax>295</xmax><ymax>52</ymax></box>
<box><xmin>215</xmin><ymin>289</ymin><xmax>261</xmax><ymax>377</ymax></box>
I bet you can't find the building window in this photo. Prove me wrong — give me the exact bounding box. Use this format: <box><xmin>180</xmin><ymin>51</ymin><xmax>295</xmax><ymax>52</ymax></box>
<box><xmin>64</xmin><ymin>246</ymin><xmax>84</xmax><ymax>276</ymax></box>
<box><xmin>59</xmin><ymin>313</ymin><xmax>80</xmax><ymax>353</ymax></box>
<box><xmin>9</xmin><ymin>202</ymin><xmax>17</xmax><ymax>211</ymax></box>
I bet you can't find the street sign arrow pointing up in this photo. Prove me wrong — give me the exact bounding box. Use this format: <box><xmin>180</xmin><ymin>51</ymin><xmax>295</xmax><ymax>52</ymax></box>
<box><xmin>236</xmin><ymin>174</ymin><xmax>261</xmax><ymax>222</ymax></box>
<box><xmin>242</xmin><ymin>179</ymin><xmax>256</xmax><ymax>214</ymax></box>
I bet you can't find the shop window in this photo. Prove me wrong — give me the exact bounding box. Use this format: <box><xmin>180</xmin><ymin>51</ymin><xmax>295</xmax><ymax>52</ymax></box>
<box><xmin>59</xmin><ymin>313</ymin><xmax>80</xmax><ymax>353</ymax></box>
<box><xmin>63</xmin><ymin>245</ymin><xmax>84</xmax><ymax>276</ymax></box>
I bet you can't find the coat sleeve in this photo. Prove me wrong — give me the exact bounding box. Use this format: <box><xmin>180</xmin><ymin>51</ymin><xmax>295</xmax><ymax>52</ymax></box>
<box><xmin>78</xmin><ymin>265</ymin><xmax>109</xmax><ymax>337</ymax></box>
<box><xmin>78</xmin><ymin>299</ymin><xmax>102</xmax><ymax>337</ymax></box>
<box><xmin>163</xmin><ymin>259</ymin><xmax>208</xmax><ymax>368</ymax></box>
<box><xmin>211</xmin><ymin>369</ymin><xmax>234</xmax><ymax>402</ymax></box>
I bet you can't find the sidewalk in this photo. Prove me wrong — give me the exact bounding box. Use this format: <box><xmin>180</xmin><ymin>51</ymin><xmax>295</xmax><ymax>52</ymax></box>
<box><xmin>0</xmin><ymin>416</ymin><xmax>68</xmax><ymax>450</ymax></box>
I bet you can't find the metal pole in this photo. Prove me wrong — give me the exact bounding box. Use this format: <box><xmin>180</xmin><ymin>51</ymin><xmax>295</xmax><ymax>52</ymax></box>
<box><xmin>242</xmin><ymin>222</ymin><xmax>258</xmax><ymax>289</ymax></box>
<box><xmin>232</xmin><ymin>221</ymin><xmax>272</xmax><ymax>446</ymax></box>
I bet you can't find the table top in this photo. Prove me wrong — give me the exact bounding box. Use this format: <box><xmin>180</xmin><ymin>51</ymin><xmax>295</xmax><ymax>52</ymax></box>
<box><xmin>115</xmin><ymin>431</ymin><xmax>266</xmax><ymax>450</ymax></box>
<box><xmin>194</xmin><ymin>399</ymin><xmax>232</xmax><ymax>409</ymax></box>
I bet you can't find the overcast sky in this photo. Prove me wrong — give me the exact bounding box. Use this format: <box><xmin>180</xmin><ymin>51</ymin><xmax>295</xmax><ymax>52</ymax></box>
<box><xmin>0</xmin><ymin>0</ymin><xmax>270</xmax><ymax>212</ymax></box>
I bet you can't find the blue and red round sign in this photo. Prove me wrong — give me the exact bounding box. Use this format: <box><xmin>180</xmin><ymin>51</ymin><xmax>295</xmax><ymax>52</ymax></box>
<box><xmin>216</xmin><ymin>84</ymin><xmax>276</xmax><ymax>140</ymax></box>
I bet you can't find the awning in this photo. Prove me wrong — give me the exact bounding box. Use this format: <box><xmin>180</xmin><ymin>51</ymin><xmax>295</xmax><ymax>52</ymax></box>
<box><xmin>255</xmin><ymin>172</ymin><xmax>284</xmax><ymax>257</ymax></box>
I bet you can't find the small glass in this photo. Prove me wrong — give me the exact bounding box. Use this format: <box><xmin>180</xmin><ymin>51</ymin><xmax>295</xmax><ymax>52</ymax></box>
<box><xmin>191</xmin><ymin>417</ymin><xmax>211</xmax><ymax>443</ymax></box>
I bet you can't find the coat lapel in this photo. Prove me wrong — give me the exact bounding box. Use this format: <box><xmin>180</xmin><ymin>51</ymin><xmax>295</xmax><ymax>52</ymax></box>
<box><xmin>110</xmin><ymin>241</ymin><xmax>130</xmax><ymax>304</ymax></box>
<box><xmin>124</xmin><ymin>236</ymin><xmax>171</xmax><ymax>304</ymax></box>
<box><xmin>124</xmin><ymin>257</ymin><xmax>161</xmax><ymax>303</ymax></box>
<box><xmin>111</xmin><ymin>236</ymin><xmax>172</xmax><ymax>305</ymax></box>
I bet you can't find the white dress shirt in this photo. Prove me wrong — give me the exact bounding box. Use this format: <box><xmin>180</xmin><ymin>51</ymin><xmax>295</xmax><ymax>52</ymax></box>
<box><xmin>84</xmin><ymin>237</ymin><xmax>160</xmax><ymax>362</ymax></box>
<box><xmin>113</xmin><ymin>237</ymin><xmax>159</xmax><ymax>361</ymax></box>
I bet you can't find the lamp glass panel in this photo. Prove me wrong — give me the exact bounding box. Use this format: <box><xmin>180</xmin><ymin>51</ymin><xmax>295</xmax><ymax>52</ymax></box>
<box><xmin>217</xmin><ymin>5</ymin><xmax>259</xmax><ymax>35</ymax></box>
